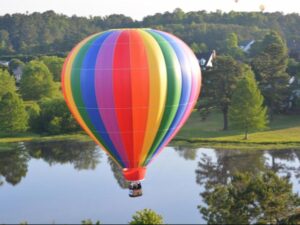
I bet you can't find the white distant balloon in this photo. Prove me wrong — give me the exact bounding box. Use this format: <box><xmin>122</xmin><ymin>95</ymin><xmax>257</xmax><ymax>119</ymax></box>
<box><xmin>259</xmin><ymin>4</ymin><xmax>266</xmax><ymax>12</ymax></box>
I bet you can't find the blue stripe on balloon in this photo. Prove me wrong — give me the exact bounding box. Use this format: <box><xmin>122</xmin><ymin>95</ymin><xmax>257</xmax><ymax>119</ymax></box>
<box><xmin>80</xmin><ymin>31</ymin><xmax>126</xmax><ymax>168</ymax></box>
<box><xmin>144</xmin><ymin>30</ymin><xmax>192</xmax><ymax>165</ymax></box>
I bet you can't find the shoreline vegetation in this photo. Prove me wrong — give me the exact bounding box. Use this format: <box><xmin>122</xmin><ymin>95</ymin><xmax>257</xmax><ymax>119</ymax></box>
<box><xmin>1</xmin><ymin>112</ymin><xmax>300</xmax><ymax>151</ymax></box>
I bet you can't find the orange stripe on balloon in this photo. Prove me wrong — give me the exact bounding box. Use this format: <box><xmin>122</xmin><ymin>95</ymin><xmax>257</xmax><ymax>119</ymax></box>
<box><xmin>62</xmin><ymin>33</ymin><xmax>117</xmax><ymax>164</ymax></box>
<box><xmin>137</xmin><ymin>29</ymin><xmax>167</xmax><ymax>166</ymax></box>
<box><xmin>129</xmin><ymin>30</ymin><xmax>150</xmax><ymax>168</ymax></box>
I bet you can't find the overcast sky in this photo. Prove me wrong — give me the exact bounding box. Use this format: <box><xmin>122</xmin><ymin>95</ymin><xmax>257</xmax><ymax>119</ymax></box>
<box><xmin>0</xmin><ymin>0</ymin><xmax>298</xmax><ymax>20</ymax></box>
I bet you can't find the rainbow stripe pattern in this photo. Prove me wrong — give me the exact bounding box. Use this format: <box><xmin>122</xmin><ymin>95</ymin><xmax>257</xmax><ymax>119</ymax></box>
<box><xmin>61</xmin><ymin>28</ymin><xmax>201</xmax><ymax>181</ymax></box>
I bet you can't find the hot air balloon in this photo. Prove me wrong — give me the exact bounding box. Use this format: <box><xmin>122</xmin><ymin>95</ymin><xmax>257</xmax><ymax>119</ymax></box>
<box><xmin>61</xmin><ymin>28</ymin><xmax>201</xmax><ymax>197</ymax></box>
<box><xmin>259</xmin><ymin>4</ymin><xmax>266</xmax><ymax>12</ymax></box>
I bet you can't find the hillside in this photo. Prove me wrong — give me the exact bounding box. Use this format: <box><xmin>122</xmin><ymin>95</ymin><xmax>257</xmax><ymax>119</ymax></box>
<box><xmin>1</xmin><ymin>9</ymin><xmax>300</xmax><ymax>58</ymax></box>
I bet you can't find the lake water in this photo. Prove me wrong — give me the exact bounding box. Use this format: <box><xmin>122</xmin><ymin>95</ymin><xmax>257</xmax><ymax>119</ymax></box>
<box><xmin>1</xmin><ymin>140</ymin><xmax>300</xmax><ymax>224</ymax></box>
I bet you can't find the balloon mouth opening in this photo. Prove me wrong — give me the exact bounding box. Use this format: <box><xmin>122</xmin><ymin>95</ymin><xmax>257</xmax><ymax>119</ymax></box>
<box><xmin>122</xmin><ymin>167</ymin><xmax>146</xmax><ymax>182</ymax></box>
<box><xmin>123</xmin><ymin>167</ymin><xmax>146</xmax><ymax>198</ymax></box>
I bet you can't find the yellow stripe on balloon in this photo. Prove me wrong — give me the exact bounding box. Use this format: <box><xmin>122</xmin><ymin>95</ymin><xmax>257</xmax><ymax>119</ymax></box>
<box><xmin>63</xmin><ymin>33</ymin><xmax>113</xmax><ymax>160</ymax></box>
<box><xmin>137</xmin><ymin>29</ymin><xmax>167</xmax><ymax>166</ymax></box>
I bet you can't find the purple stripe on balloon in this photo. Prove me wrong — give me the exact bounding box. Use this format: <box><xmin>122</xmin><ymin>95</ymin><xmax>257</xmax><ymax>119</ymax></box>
<box><xmin>95</xmin><ymin>31</ymin><xmax>130</xmax><ymax>166</ymax></box>
<box><xmin>177</xmin><ymin>38</ymin><xmax>201</xmax><ymax>114</ymax></box>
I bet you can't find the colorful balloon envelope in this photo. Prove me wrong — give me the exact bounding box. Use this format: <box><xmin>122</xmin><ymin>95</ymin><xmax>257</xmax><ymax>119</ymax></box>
<box><xmin>61</xmin><ymin>28</ymin><xmax>201</xmax><ymax>182</ymax></box>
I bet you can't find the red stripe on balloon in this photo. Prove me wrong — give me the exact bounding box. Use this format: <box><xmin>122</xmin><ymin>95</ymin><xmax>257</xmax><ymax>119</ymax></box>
<box><xmin>113</xmin><ymin>30</ymin><xmax>134</xmax><ymax>168</ymax></box>
<box><xmin>129</xmin><ymin>30</ymin><xmax>150</xmax><ymax>168</ymax></box>
<box><xmin>95</xmin><ymin>31</ymin><xmax>130</xmax><ymax>167</ymax></box>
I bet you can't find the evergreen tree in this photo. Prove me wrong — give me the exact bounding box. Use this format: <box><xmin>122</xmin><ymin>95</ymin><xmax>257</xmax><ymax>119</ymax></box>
<box><xmin>229</xmin><ymin>66</ymin><xmax>268</xmax><ymax>139</ymax></box>
<box><xmin>251</xmin><ymin>31</ymin><xmax>290</xmax><ymax>114</ymax></box>
<box><xmin>20</xmin><ymin>60</ymin><xmax>56</xmax><ymax>100</ymax></box>
<box><xmin>0</xmin><ymin>92</ymin><xmax>28</xmax><ymax>133</ymax></box>
<box><xmin>204</xmin><ymin>56</ymin><xmax>244</xmax><ymax>130</ymax></box>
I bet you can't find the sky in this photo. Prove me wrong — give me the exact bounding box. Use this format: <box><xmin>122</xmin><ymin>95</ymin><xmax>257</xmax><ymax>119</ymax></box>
<box><xmin>0</xmin><ymin>0</ymin><xmax>299</xmax><ymax>20</ymax></box>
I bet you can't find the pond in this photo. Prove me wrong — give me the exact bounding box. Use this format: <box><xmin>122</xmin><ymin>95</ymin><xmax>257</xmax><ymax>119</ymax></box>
<box><xmin>1</xmin><ymin>140</ymin><xmax>300</xmax><ymax>224</ymax></box>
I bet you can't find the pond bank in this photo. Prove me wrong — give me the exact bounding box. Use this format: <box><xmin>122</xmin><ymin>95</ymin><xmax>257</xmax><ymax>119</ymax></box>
<box><xmin>1</xmin><ymin>132</ymin><xmax>300</xmax><ymax>152</ymax></box>
<box><xmin>0</xmin><ymin>133</ymin><xmax>90</xmax><ymax>144</ymax></box>
<box><xmin>1</xmin><ymin>112</ymin><xmax>300</xmax><ymax>151</ymax></box>
<box><xmin>174</xmin><ymin>112</ymin><xmax>300</xmax><ymax>150</ymax></box>
<box><xmin>172</xmin><ymin>139</ymin><xmax>300</xmax><ymax>150</ymax></box>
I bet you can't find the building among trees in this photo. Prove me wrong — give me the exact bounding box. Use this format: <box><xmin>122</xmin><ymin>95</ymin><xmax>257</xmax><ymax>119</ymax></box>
<box><xmin>196</xmin><ymin>50</ymin><xmax>216</xmax><ymax>71</ymax></box>
<box><xmin>239</xmin><ymin>39</ymin><xmax>255</xmax><ymax>53</ymax></box>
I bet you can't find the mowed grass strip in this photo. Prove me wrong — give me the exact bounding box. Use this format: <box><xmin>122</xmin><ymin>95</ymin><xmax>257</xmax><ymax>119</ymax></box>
<box><xmin>176</xmin><ymin>111</ymin><xmax>300</xmax><ymax>144</ymax></box>
<box><xmin>1</xmin><ymin>111</ymin><xmax>299</xmax><ymax>149</ymax></box>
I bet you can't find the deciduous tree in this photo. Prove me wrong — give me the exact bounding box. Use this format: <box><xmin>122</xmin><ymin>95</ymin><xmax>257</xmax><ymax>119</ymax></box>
<box><xmin>0</xmin><ymin>69</ymin><xmax>16</xmax><ymax>98</ymax></box>
<box><xmin>40</xmin><ymin>56</ymin><xmax>65</xmax><ymax>81</ymax></box>
<box><xmin>0</xmin><ymin>92</ymin><xmax>28</xmax><ymax>133</ymax></box>
<box><xmin>20</xmin><ymin>60</ymin><xmax>56</xmax><ymax>100</ymax></box>
<box><xmin>129</xmin><ymin>209</ymin><xmax>164</xmax><ymax>225</ymax></box>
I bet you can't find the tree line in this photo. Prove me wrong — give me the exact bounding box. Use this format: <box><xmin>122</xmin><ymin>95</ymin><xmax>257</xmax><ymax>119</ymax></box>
<box><xmin>0</xmin><ymin>31</ymin><xmax>300</xmax><ymax>138</ymax></box>
<box><xmin>1</xmin><ymin>9</ymin><xmax>300</xmax><ymax>57</ymax></box>
<box><xmin>0</xmin><ymin>10</ymin><xmax>300</xmax><ymax>138</ymax></box>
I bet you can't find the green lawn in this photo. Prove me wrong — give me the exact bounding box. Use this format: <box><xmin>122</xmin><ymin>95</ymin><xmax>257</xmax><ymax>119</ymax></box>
<box><xmin>1</xmin><ymin>111</ymin><xmax>300</xmax><ymax>150</ymax></box>
<box><xmin>0</xmin><ymin>132</ymin><xmax>89</xmax><ymax>144</ymax></box>
<box><xmin>176</xmin><ymin>111</ymin><xmax>300</xmax><ymax>147</ymax></box>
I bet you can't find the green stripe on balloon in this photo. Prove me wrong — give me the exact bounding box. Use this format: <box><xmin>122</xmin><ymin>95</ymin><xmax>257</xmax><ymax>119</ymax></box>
<box><xmin>142</xmin><ymin>29</ymin><xmax>182</xmax><ymax>166</ymax></box>
<box><xmin>70</xmin><ymin>34</ymin><xmax>123</xmax><ymax>167</ymax></box>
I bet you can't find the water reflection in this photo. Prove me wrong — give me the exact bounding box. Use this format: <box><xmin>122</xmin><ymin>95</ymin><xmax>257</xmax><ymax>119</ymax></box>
<box><xmin>0</xmin><ymin>141</ymin><xmax>132</xmax><ymax>189</ymax></box>
<box><xmin>267</xmin><ymin>150</ymin><xmax>300</xmax><ymax>177</ymax></box>
<box><xmin>107</xmin><ymin>157</ymin><xmax>130</xmax><ymax>189</ymax></box>
<box><xmin>196</xmin><ymin>150</ymin><xmax>266</xmax><ymax>185</ymax></box>
<box><xmin>0</xmin><ymin>150</ymin><xmax>29</xmax><ymax>186</ymax></box>
<box><xmin>174</xmin><ymin>146</ymin><xmax>197</xmax><ymax>160</ymax></box>
<box><xmin>0</xmin><ymin>140</ymin><xmax>102</xmax><ymax>186</ymax></box>
<box><xmin>196</xmin><ymin>149</ymin><xmax>300</xmax><ymax>224</ymax></box>
<box><xmin>25</xmin><ymin>141</ymin><xmax>101</xmax><ymax>170</ymax></box>
<box><xmin>1</xmin><ymin>141</ymin><xmax>300</xmax><ymax>224</ymax></box>
<box><xmin>195</xmin><ymin>149</ymin><xmax>300</xmax><ymax>187</ymax></box>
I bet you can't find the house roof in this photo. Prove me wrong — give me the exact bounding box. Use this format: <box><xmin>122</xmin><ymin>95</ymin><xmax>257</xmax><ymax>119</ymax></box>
<box><xmin>195</xmin><ymin>50</ymin><xmax>216</xmax><ymax>68</ymax></box>
<box><xmin>0</xmin><ymin>60</ymin><xmax>9</xmax><ymax>67</ymax></box>
<box><xmin>239</xmin><ymin>40</ymin><xmax>254</xmax><ymax>47</ymax></box>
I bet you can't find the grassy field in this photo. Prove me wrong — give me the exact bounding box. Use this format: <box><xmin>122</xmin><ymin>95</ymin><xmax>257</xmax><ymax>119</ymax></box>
<box><xmin>1</xmin><ymin>111</ymin><xmax>300</xmax><ymax>150</ymax></box>
<box><xmin>175</xmin><ymin>111</ymin><xmax>300</xmax><ymax>149</ymax></box>
<box><xmin>0</xmin><ymin>132</ymin><xmax>89</xmax><ymax>144</ymax></box>
<box><xmin>0</xmin><ymin>132</ymin><xmax>91</xmax><ymax>152</ymax></box>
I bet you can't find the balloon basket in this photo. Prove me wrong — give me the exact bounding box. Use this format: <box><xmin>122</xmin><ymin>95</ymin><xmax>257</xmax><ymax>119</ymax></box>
<box><xmin>129</xmin><ymin>181</ymin><xmax>143</xmax><ymax>198</ymax></box>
